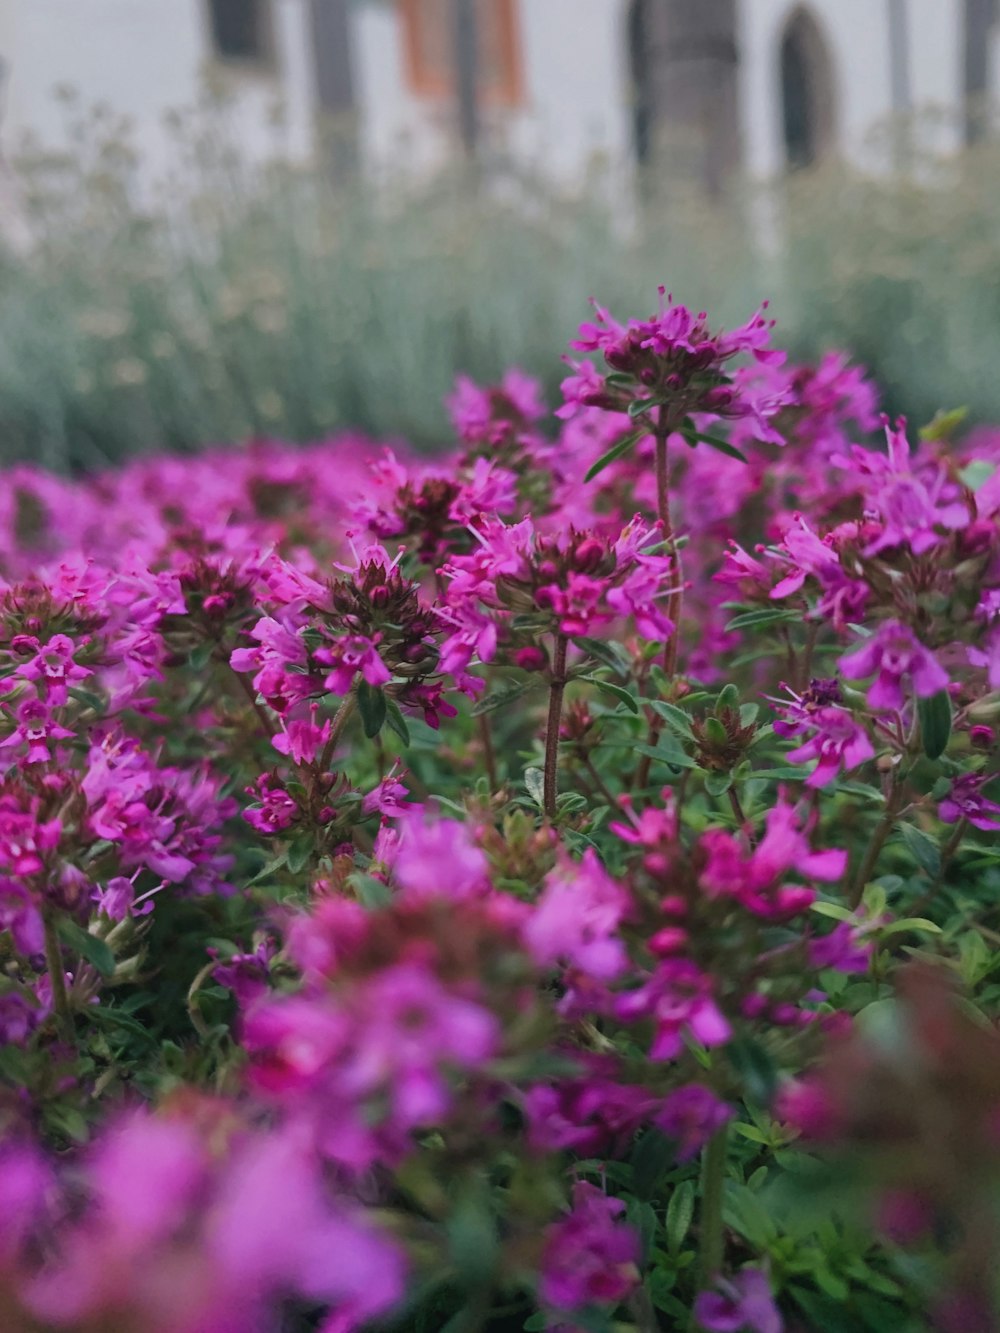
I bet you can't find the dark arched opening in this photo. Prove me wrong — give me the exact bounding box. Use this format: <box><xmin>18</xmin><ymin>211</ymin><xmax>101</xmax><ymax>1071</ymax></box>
<box><xmin>780</xmin><ymin>7</ymin><xmax>835</xmax><ymax>170</ymax></box>
<box><xmin>628</xmin><ymin>0</ymin><xmax>653</xmax><ymax>169</ymax></box>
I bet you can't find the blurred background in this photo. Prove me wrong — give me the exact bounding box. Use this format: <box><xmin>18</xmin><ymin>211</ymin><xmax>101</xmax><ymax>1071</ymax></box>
<box><xmin>1</xmin><ymin>0</ymin><xmax>1000</xmax><ymax>469</ymax></box>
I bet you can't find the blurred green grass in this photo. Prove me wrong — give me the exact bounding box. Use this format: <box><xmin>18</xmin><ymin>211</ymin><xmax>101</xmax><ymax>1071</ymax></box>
<box><xmin>3</xmin><ymin>97</ymin><xmax>1000</xmax><ymax>470</ymax></box>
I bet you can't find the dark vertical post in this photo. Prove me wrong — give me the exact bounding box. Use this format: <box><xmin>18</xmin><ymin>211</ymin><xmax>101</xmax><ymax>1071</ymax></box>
<box><xmin>309</xmin><ymin>0</ymin><xmax>358</xmax><ymax>179</ymax></box>
<box><xmin>644</xmin><ymin>0</ymin><xmax>741</xmax><ymax>198</ymax></box>
<box><xmin>887</xmin><ymin>0</ymin><xmax>911</xmax><ymax>170</ymax></box>
<box><xmin>965</xmin><ymin>0</ymin><xmax>997</xmax><ymax>145</ymax></box>
<box><xmin>453</xmin><ymin>0</ymin><xmax>479</xmax><ymax>161</ymax></box>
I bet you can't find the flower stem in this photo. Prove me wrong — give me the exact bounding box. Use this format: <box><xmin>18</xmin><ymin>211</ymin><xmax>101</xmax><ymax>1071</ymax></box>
<box><xmin>584</xmin><ymin>755</ymin><xmax>618</xmax><ymax>810</ymax></box>
<box><xmin>318</xmin><ymin>690</ymin><xmax>357</xmax><ymax>774</ymax></box>
<box><xmin>543</xmin><ymin>636</ymin><xmax>568</xmax><ymax>820</ymax></box>
<box><xmin>478</xmin><ymin>712</ymin><xmax>499</xmax><ymax>793</ymax></box>
<box><xmin>43</xmin><ymin>911</ymin><xmax>72</xmax><ymax>1041</ymax></box>
<box><xmin>654</xmin><ymin>413</ymin><xmax>683</xmax><ymax>679</ymax></box>
<box><xmin>849</xmin><ymin>776</ymin><xmax>905</xmax><ymax>908</ymax></box>
<box><xmin>698</xmin><ymin>1124</ymin><xmax>729</xmax><ymax>1290</ymax></box>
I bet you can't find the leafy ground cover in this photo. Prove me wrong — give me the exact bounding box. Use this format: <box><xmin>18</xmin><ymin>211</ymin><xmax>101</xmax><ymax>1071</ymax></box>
<box><xmin>6</xmin><ymin>97</ymin><xmax>1000</xmax><ymax>469</ymax></box>
<box><xmin>1</xmin><ymin>290</ymin><xmax>1000</xmax><ymax>1331</ymax></box>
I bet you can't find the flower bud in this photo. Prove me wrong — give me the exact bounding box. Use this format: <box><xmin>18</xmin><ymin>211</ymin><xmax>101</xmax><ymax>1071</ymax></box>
<box><xmin>649</xmin><ymin>926</ymin><xmax>689</xmax><ymax>955</ymax></box>
<box><xmin>572</xmin><ymin>538</ymin><xmax>606</xmax><ymax>573</ymax></box>
<box><xmin>515</xmin><ymin>646</ymin><xmax>548</xmax><ymax>672</ymax></box>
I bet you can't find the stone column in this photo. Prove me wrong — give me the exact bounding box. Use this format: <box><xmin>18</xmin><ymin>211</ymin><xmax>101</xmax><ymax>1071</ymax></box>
<box><xmin>643</xmin><ymin>0</ymin><xmax>742</xmax><ymax>197</ymax></box>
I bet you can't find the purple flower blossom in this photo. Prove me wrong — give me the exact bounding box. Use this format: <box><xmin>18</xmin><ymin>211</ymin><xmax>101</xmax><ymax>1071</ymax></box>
<box><xmin>525</xmin><ymin>849</ymin><xmax>631</xmax><ymax>981</ymax></box>
<box><xmin>617</xmin><ymin>959</ymin><xmax>731</xmax><ymax>1061</ymax></box>
<box><xmin>773</xmin><ymin>685</ymin><xmax>874</xmax><ymax>787</ymax></box>
<box><xmin>840</xmin><ymin>621</ymin><xmax>950</xmax><ymax>711</ymax></box>
<box><xmin>539</xmin><ymin>1182</ymin><xmax>640</xmax><ymax>1314</ymax></box>
<box><xmin>656</xmin><ymin>1084</ymin><xmax>734</xmax><ymax>1162</ymax></box>
<box><xmin>694</xmin><ymin>1269</ymin><xmax>782</xmax><ymax>1333</ymax></box>
<box><xmin>939</xmin><ymin>773</ymin><xmax>1000</xmax><ymax>831</ymax></box>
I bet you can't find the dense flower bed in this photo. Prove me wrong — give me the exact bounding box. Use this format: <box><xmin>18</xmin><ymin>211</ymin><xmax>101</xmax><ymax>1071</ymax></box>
<box><xmin>1</xmin><ymin>290</ymin><xmax>1000</xmax><ymax>1332</ymax></box>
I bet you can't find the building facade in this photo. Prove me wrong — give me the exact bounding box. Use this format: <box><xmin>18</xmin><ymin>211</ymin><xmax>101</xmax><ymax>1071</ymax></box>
<box><xmin>0</xmin><ymin>0</ymin><xmax>995</xmax><ymax>200</ymax></box>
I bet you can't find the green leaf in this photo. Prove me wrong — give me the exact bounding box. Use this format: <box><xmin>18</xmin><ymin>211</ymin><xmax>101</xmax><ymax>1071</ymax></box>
<box><xmin>571</xmin><ymin>636</ymin><xmax>629</xmax><ymax>676</ymax></box>
<box><xmin>188</xmin><ymin>641</ymin><xmax>214</xmax><ymax>671</ymax></box>
<box><xmin>898</xmin><ymin>822</ymin><xmax>941</xmax><ymax>878</ymax></box>
<box><xmin>245</xmin><ymin>849</ymin><xmax>289</xmax><ymax>886</ymax></box>
<box><xmin>960</xmin><ymin>459</ymin><xmax>996</xmax><ymax>491</ymax></box>
<box><xmin>524</xmin><ymin>767</ymin><xmax>545</xmax><ymax>809</ymax></box>
<box><xmin>384</xmin><ymin>698</ymin><xmax>411</xmax><ymax>746</ymax></box>
<box><xmin>716</xmin><ymin>683</ymin><xmax>740</xmax><ymax>711</ymax></box>
<box><xmin>357</xmin><ymin>680</ymin><xmax>387</xmax><ymax>738</ymax></box>
<box><xmin>725</xmin><ymin>607</ymin><xmax>799</xmax><ymax>631</ymax></box>
<box><xmin>57</xmin><ymin>919</ymin><xmax>116</xmax><ymax>978</ymax></box>
<box><xmin>350</xmin><ymin>873</ymin><xmax>393</xmax><ymax>909</ymax></box>
<box><xmin>286</xmin><ymin>833</ymin><xmax>315</xmax><ymax>876</ymax></box>
<box><xmin>632</xmin><ymin>743</ymin><xmax>698</xmax><ymax>770</ymax></box>
<box><xmin>86</xmin><ymin>1004</ymin><xmax>156</xmax><ymax>1045</ymax></box>
<box><xmin>747</xmin><ymin>765</ymin><xmax>806</xmax><ymax>780</ymax></box>
<box><xmin>584</xmin><ymin>676</ymin><xmax>639</xmax><ymax>714</ymax></box>
<box><xmin>649</xmin><ymin>700</ymin><xmax>695</xmax><ymax>738</ymax></box>
<box><xmin>665</xmin><ymin>1179</ymin><xmax>696</xmax><ymax>1254</ymax></box>
<box><xmin>627</xmin><ymin>397</ymin><xmax>657</xmax><ymax>419</ymax></box>
<box><xmin>810</xmin><ymin>900</ymin><xmax>857</xmax><ymax>924</ymax></box>
<box><xmin>732</xmin><ymin>1122</ymin><xmax>771</xmax><ymax>1144</ymax></box>
<box><xmin>626</xmin><ymin>1198</ymin><xmax>659</xmax><ymax>1263</ymax></box>
<box><xmin>920</xmin><ymin>405</ymin><xmax>968</xmax><ymax>443</ymax></box>
<box><xmin>880</xmin><ymin>916</ymin><xmax>943</xmax><ymax>936</ymax></box>
<box><xmin>680</xmin><ymin>427</ymin><xmax>749</xmax><ymax>462</ymax></box>
<box><xmin>728</xmin><ymin>1035</ymin><xmax>778</xmax><ymax>1105</ymax></box>
<box><xmin>447</xmin><ymin>1176</ymin><xmax>497</xmax><ymax>1289</ymax></box>
<box><xmin>630</xmin><ymin>1128</ymin><xmax>674</xmax><ymax>1200</ymax></box>
<box><xmin>67</xmin><ymin>687</ymin><xmax>106</xmax><ymax>714</ymax></box>
<box><xmin>723</xmin><ymin>1181</ymin><xmax>778</xmax><ymax>1245</ymax></box>
<box><xmin>583</xmin><ymin>429</ymin><xmax>643</xmax><ymax>483</ymax></box>
<box><xmin>471</xmin><ymin>678</ymin><xmax>536</xmax><ymax>716</ymax></box>
<box><xmin>704</xmin><ymin>771</ymin><xmax>733</xmax><ymax>796</ymax></box>
<box><xmin>917</xmin><ymin>689</ymin><xmax>952</xmax><ymax>760</ymax></box>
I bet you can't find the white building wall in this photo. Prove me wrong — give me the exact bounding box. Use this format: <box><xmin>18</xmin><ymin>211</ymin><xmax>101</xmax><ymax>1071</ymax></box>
<box><xmin>0</xmin><ymin>0</ymin><xmax>985</xmax><ymax>209</ymax></box>
<box><xmin>354</xmin><ymin>0</ymin><xmax>633</xmax><ymax>192</ymax></box>
<box><xmin>0</xmin><ymin>0</ymin><xmax>315</xmax><ymax>188</ymax></box>
<box><xmin>502</xmin><ymin>0</ymin><xmax>631</xmax><ymax>185</ymax></box>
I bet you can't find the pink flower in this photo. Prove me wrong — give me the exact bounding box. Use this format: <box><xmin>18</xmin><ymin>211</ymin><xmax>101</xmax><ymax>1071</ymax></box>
<box><xmin>524</xmin><ymin>1060</ymin><xmax>658</xmax><ymax>1156</ymax></box>
<box><xmin>540</xmin><ymin>1182</ymin><xmax>640</xmax><ymax>1314</ymax></box>
<box><xmin>361</xmin><ymin>771</ymin><xmax>414</xmax><ymax>817</ymax></box>
<box><xmin>851</xmin><ymin>418</ymin><xmax>969</xmax><ymax>556</ymax></box>
<box><xmin>315</xmin><ymin>635</ymin><xmax>391</xmax><ymax>695</ymax></box>
<box><xmin>694</xmin><ymin>1269</ymin><xmax>782</xmax><ymax>1333</ymax></box>
<box><xmin>243</xmin><ymin>774</ymin><xmax>299</xmax><ymax>836</ymax></box>
<box><xmin>617</xmin><ymin>959</ymin><xmax>731</xmax><ymax>1061</ymax></box>
<box><xmin>272</xmin><ymin>706</ymin><xmax>332</xmax><ymax>766</ymax></box>
<box><xmin>0</xmin><ymin>698</ymin><xmax>74</xmax><ymax>764</ymax></box>
<box><xmin>340</xmin><ymin>963</ymin><xmax>498</xmax><ymax>1125</ymax></box>
<box><xmin>525</xmin><ymin>849</ymin><xmax>631</xmax><ymax>981</ymax></box>
<box><xmin>773</xmin><ymin>681</ymin><xmax>874</xmax><ymax>787</ymax></box>
<box><xmin>840</xmin><ymin>620</ymin><xmax>949</xmax><ymax>711</ymax></box>
<box><xmin>14</xmin><ymin>633</ymin><xmax>91</xmax><ymax>705</ymax></box>
<box><xmin>938</xmin><ymin>773</ymin><xmax>1000</xmax><ymax>831</ymax></box>
<box><xmin>656</xmin><ymin>1084</ymin><xmax>734</xmax><ymax>1162</ymax></box>
<box><xmin>0</xmin><ymin>879</ymin><xmax>44</xmax><ymax>955</ymax></box>
<box><xmin>392</xmin><ymin>816</ymin><xmax>490</xmax><ymax>901</ymax></box>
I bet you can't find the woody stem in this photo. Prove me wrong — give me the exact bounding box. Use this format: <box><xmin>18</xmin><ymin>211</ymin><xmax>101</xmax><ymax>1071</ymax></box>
<box><xmin>543</xmin><ymin>636</ymin><xmax>569</xmax><ymax>820</ymax></box>
<box><xmin>654</xmin><ymin>413</ymin><xmax>683</xmax><ymax>678</ymax></box>
<box><xmin>43</xmin><ymin>910</ymin><xmax>72</xmax><ymax>1041</ymax></box>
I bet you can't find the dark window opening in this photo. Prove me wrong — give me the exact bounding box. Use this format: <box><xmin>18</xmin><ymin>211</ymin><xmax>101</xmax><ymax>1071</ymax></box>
<box><xmin>780</xmin><ymin>8</ymin><xmax>835</xmax><ymax>171</ymax></box>
<box><xmin>208</xmin><ymin>0</ymin><xmax>274</xmax><ymax>67</ymax></box>
<box><xmin>629</xmin><ymin>0</ymin><xmax>652</xmax><ymax>168</ymax></box>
